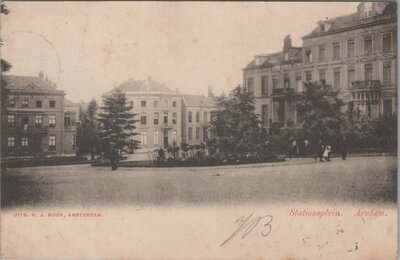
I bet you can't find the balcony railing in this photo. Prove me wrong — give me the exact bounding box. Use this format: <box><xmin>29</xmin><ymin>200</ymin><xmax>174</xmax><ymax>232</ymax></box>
<box><xmin>272</xmin><ymin>88</ymin><xmax>295</xmax><ymax>97</ymax></box>
<box><xmin>350</xmin><ymin>80</ymin><xmax>380</xmax><ymax>91</ymax></box>
<box><xmin>20</xmin><ymin>124</ymin><xmax>49</xmax><ymax>132</ymax></box>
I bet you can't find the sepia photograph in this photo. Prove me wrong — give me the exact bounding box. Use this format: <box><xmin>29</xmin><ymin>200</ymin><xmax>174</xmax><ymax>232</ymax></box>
<box><xmin>0</xmin><ymin>1</ymin><xmax>397</xmax><ymax>259</ymax></box>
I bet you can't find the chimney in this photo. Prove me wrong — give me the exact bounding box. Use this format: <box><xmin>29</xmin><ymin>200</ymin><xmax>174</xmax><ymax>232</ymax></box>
<box><xmin>283</xmin><ymin>34</ymin><xmax>292</xmax><ymax>51</ymax></box>
<box><xmin>208</xmin><ymin>85</ymin><xmax>214</xmax><ymax>98</ymax></box>
<box><xmin>38</xmin><ymin>71</ymin><xmax>44</xmax><ymax>79</ymax></box>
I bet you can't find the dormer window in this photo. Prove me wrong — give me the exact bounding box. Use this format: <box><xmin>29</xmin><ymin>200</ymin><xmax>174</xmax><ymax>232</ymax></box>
<box><xmin>284</xmin><ymin>52</ymin><xmax>289</xmax><ymax>61</ymax></box>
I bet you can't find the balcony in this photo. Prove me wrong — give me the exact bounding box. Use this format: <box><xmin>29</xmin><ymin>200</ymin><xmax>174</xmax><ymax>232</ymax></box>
<box><xmin>21</xmin><ymin>124</ymin><xmax>49</xmax><ymax>132</ymax></box>
<box><xmin>350</xmin><ymin>80</ymin><xmax>380</xmax><ymax>91</ymax></box>
<box><xmin>272</xmin><ymin>88</ymin><xmax>295</xmax><ymax>98</ymax></box>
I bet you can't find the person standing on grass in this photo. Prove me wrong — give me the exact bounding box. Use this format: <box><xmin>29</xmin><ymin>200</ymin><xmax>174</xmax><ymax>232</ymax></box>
<box><xmin>323</xmin><ymin>144</ymin><xmax>331</xmax><ymax>161</ymax></box>
<box><xmin>315</xmin><ymin>139</ymin><xmax>324</xmax><ymax>162</ymax></box>
<box><xmin>111</xmin><ymin>148</ymin><xmax>118</xmax><ymax>171</ymax></box>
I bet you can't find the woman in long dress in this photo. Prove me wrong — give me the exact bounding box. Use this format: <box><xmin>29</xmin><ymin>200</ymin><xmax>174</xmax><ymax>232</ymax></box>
<box><xmin>323</xmin><ymin>145</ymin><xmax>331</xmax><ymax>161</ymax></box>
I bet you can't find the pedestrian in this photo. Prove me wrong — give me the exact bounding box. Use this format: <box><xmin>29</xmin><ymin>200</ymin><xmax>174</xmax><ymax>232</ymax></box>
<box><xmin>304</xmin><ymin>139</ymin><xmax>309</xmax><ymax>155</ymax></box>
<box><xmin>323</xmin><ymin>144</ymin><xmax>331</xmax><ymax>161</ymax></box>
<box><xmin>340</xmin><ymin>136</ymin><xmax>347</xmax><ymax>160</ymax></box>
<box><xmin>289</xmin><ymin>139</ymin><xmax>297</xmax><ymax>159</ymax></box>
<box><xmin>315</xmin><ymin>139</ymin><xmax>324</xmax><ymax>162</ymax></box>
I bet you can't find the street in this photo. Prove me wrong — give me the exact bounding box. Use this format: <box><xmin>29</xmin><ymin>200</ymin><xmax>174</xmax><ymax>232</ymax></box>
<box><xmin>1</xmin><ymin>156</ymin><xmax>397</xmax><ymax>208</ymax></box>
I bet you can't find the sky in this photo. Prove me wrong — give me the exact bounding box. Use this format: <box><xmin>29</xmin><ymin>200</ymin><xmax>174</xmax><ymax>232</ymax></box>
<box><xmin>2</xmin><ymin>1</ymin><xmax>359</xmax><ymax>102</ymax></box>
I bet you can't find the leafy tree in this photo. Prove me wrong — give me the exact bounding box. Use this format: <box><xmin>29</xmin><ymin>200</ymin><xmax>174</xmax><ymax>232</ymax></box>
<box><xmin>209</xmin><ymin>86</ymin><xmax>267</xmax><ymax>162</ymax></box>
<box><xmin>296</xmin><ymin>82</ymin><xmax>345</xmax><ymax>144</ymax></box>
<box><xmin>76</xmin><ymin>99</ymin><xmax>101</xmax><ymax>159</ymax></box>
<box><xmin>98</xmin><ymin>90</ymin><xmax>139</xmax><ymax>160</ymax></box>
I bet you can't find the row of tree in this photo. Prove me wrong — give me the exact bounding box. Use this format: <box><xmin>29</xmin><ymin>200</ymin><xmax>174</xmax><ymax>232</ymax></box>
<box><xmin>77</xmin><ymin>81</ymin><xmax>396</xmax><ymax>164</ymax></box>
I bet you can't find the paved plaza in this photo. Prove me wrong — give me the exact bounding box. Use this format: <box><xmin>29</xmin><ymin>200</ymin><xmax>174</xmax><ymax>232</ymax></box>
<box><xmin>1</xmin><ymin>156</ymin><xmax>397</xmax><ymax>209</ymax></box>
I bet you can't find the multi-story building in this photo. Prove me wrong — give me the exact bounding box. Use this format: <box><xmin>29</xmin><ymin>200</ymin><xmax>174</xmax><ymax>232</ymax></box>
<box><xmin>2</xmin><ymin>73</ymin><xmax>77</xmax><ymax>158</ymax></box>
<box><xmin>302</xmin><ymin>2</ymin><xmax>397</xmax><ymax>118</ymax></box>
<box><xmin>105</xmin><ymin>77</ymin><xmax>215</xmax><ymax>151</ymax></box>
<box><xmin>243</xmin><ymin>35</ymin><xmax>303</xmax><ymax>129</ymax></box>
<box><xmin>181</xmin><ymin>94</ymin><xmax>214</xmax><ymax>145</ymax></box>
<box><xmin>243</xmin><ymin>2</ymin><xmax>397</xmax><ymax>129</ymax></box>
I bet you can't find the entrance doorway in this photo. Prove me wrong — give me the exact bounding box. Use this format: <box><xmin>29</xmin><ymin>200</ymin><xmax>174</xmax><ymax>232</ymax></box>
<box><xmin>163</xmin><ymin>129</ymin><xmax>168</xmax><ymax>148</ymax></box>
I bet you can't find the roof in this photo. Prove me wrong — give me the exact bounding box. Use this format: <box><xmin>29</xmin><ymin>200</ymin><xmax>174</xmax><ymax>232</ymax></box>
<box><xmin>65</xmin><ymin>98</ymin><xmax>80</xmax><ymax>108</ymax></box>
<box><xmin>244</xmin><ymin>47</ymin><xmax>302</xmax><ymax>70</ymax></box>
<box><xmin>109</xmin><ymin>77</ymin><xmax>175</xmax><ymax>94</ymax></box>
<box><xmin>2</xmin><ymin>75</ymin><xmax>64</xmax><ymax>94</ymax></box>
<box><xmin>303</xmin><ymin>2</ymin><xmax>396</xmax><ymax>39</ymax></box>
<box><xmin>182</xmin><ymin>94</ymin><xmax>215</xmax><ymax>108</ymax></box>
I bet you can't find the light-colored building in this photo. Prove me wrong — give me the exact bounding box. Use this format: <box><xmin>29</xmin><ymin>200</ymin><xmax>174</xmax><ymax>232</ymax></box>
<box><xmin>181</xmin><ymin>94</ymin><xmax>215</xmax><ymax>145</ymax></box>
<box><xmin>2</xmin><ymin>74</ymin><xmax>77</xmax><ymax>158</ymax></box>
<box><xmin>243</xmin><ymin>2</ymin><xmax>397</xmax><ymax>130</ymax></box>
<box><xmin>243</xmin><ymin>35</ymin><xmax>302</xmax><ymax>129</ymax></box>
<box><xmin>105</xmin><ymin>77</ymin><xmax>215</xmax><ymax>151</ymax></box>
<box><xmin>302</xmin><ymin>1</ymin><xmax>397</xmax><ymax>118</ymax></box>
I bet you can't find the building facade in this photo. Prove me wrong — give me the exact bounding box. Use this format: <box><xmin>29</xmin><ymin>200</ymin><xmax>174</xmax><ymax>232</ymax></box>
<box><xmin>181</xmin><ymin>95</ymin><xmax>214</xmax><ymax>145</ymax></box>
<box><xmin>2</xmin><ymin>74</ymin><xmax>77</xmax><ymax>158</ymax></box>
<box><xmin>243</xmin><ymin>2</ymin><xmax>397</xmax><ymax>129</ymax></box>
<box><xmin>106</xmin><ymin>77</ymin><xmax>215</xmax><ymax>151</ymax></box>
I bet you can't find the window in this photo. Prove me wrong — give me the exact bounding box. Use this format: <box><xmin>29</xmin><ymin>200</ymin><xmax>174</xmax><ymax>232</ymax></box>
<box><xmin>129</xmin><ymin>101</ymin><xmax>134</xmax><ymax>108</ymax></box>
<box><xmin>154</xmin><ymin>100</ymin><xmax>158</xmax><ymax>108</ymax></box>
<box><xmin>348</xmin><ymin>67</ymin><xmax>355</xmax><ymax>85</ymax></box>
<box><xmin>141</xmin><ymin>100</ymin><xmax>146</xmax><ymax>107</ymax></box>
<box><xmin>383</xmin><ymin>100</ymin><xmax>392</xmax><ymax>115</ymax></box>
<box><xmin>163</xmin><ymin>112</ymin><xmax>168</xmax><ymax>124</ymax></box>
<box><xmin>188</xmin><ymin>111</ymin><xmax>192</xmax><ymax>123</ymax></box>
<box><xmin>36</xmin><ymin>100</ymin><xmax>42</xmax><ymax>108</ymax></box>
<box><xmin>383</xmin><ymin>62</ymin><xmax>392</xmax><ymax>84</ymax></box>
<box><xmin>347</xmin><ymin>39</ymin><xmax>355</xmax><ymax>58</ymax></box>
<box><xmin>262</xmin><ymin>105</ymin><xmax>269</xmax><ymax>124</ymax></box>
<box><xmin>261</xmin><ymin>76</ymin><xmax>269</xmax><ymax>96</ymax></box>
<box><xmin>272</xmin><ymin>75</ymin><xmax>279</xmax><ymax>88</ymax></box>
<box><xmin>382</xmin><ymin>33</ymin><xmax>392</xmax><ymax>53</ymax></box>
<box><xmin>154</xmin><ymin>131</ymin><xmax>159</xmax><ymax>145</ymax></box>
<box><xmin>284</xmin><ymin>73</ymin><xmax>290</xmax><ymax>88</ymax></box>
<box><xmin>196</xmin><ymin>111</ymin><xmax>200</xmax><ymax>123</ymax></box>
<box><xmin>305</xmin><ymin>49</ymin><xmax>312</xmax><ymax>63</ymax></box>
<box><xmin>203</xmin><ymin>112</ymin><xmax>208</xmax><ymax>123</ymax></box>
<box><xmin>8</xmin><ymin>99</ymin><xmax>15</xmax><ymax>107</ymax></box>
<box><xmin>21</xmin><ymin>137</ymin><xmax>28</xmax><ymax>147</ymax></box>
<box><xmin>164</xmin><ymin>100</ymin><xmax>168</xmax><ymax>108</ymax></box>
<box><xmin>7</xmin><ymin>137</ymin><xmax>15</xmax><ymax>147</ymax></box>
<box><xmin>296</xmin><ymin>74</ymin><xmax>302</xmax><ymax>91</ymax></box>
<box><xmin>141</xmin><ymin>113</ymin><xmax>147</xmax><ymax>125</ymax></box>
<box><xmin>49</xmin><ymin>101</ymin><xmax>56</xmax><ymax>108</ymax></box>
<box><xmin>333</xmin><ymin>42</ymin><xmax>340</xmax><ymax>60</ymax></box>
<box><xmin>172</xmin><ymin>101</ymin><xmax>177</xmax><ymax>107</ymax></box>
<box><xmin>172</xmin><ymin>112</ymin><xmax>177</xmax><ymax>124</ymax></box>
<box><xmin>153</xmin><ymin>112</ymin><xmax>159</xmax><ymax>125</ymax></box>
<box><xmin>196</xmin><ymin>127</ymin><xmax>200</xmax><ymax>140</ymax></box>
<box><xmin>364</xmin><ymin>36</ymin><xmax>373</xmax><ymax>55</ymax></box>
<box><xmin>203</xmin><ymin>127</ymin><xmax>208</xmax><ymax>140</ymax></box>
<box><xmin>35</xmin><ymin>115</ymin><xmax>42</xmax><ymax>126</ymax></box>
<box><xmin>7</xmin><ymin>115</ymin><xmax>15</xmax><ymax>127</ymax></box>
<box><xmin>333</xmin><ymin>67</ymin><xmax>341</xmax><ymax>89</ymax></box>
<box><xmin>64</xmin><ymin>116</ymin><xmax>71</xmax><ymax>127</ymax></box>
<box><xmin>305</xmin><ymin>71</ymin><xmax>312</xmax><ymax>82</ymax></box>
<box><xmin>319</xmin><ymin>69</ymin><xmax>326</xmax><ymax>85</ymax></box>
<box><xmin>247</xmin><ymin>78</ymin><xmax>254</xmax><ymax>95</ymax></box>
<box><xmin>72</xmin><ymin>134</ymin><xmax>76</xmax><ymax>149</ymax></box>
<box><xmin>188</xmin><ymin>127</ymin><xmax>193</xmax><ymax>140</ymax></box>
<box><xmin>49</xmin><ymin>115</ymin><xmax>56</xmax><ymax>127</ymax></box>
<box><xmin>140</xmin><ymin>132</ymin><xmax>147</xmax><ymax>145</ymax></box>
<box><xmin>22</xmin><ymin>100</ymin><xmax>29</xmax><ymax>108</ymax></box>
<box><xmin>173</xmin><ymin>130</ymin><xmax>177</xmax><ymax>142</ymax></box>
<box><xmin>318</xmin><ymin>45</ymin><xmax>326</xmax><ymax>62</ymax></box>
<box><xmin>21</xmin><ymin>117</ymin><xmax>29</xmax><ymax>130</ymax></box>
<box><xmin>364</xmin><ymin>63</ymin><xmax>373</xmax><ymax>80</ymax></box>
<box><xmin>49</xmin><ymin>135</ymin><xmax>56</xmax><ymax>151</ymax></box>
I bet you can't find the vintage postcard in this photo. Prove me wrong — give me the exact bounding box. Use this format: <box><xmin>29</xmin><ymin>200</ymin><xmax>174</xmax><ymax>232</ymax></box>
<box><xmin>0</xmin><ymin>1</ymin><xmax>397</xmax><ymax>259</ymax></box>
